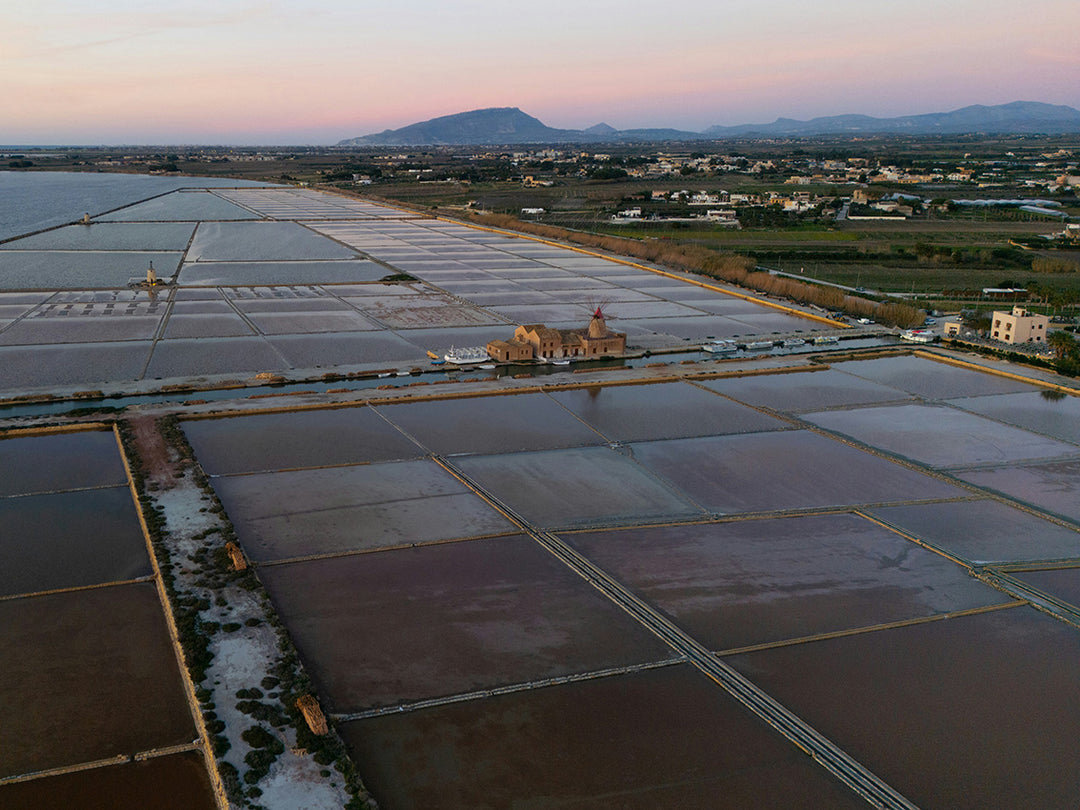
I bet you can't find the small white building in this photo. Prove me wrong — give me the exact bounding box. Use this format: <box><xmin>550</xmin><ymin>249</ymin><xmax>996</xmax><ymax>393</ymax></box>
<box><xmin>991</xmin><ymin>306</ymin><xmax>1049</xmax><ymax>344</ymax></box>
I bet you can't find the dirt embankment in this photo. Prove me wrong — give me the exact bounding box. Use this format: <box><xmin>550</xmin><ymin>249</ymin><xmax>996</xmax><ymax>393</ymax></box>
<box><xmin>126</xmin><ymin>414</ymin><xmax>177</xmax><ymax>489</ymax></box>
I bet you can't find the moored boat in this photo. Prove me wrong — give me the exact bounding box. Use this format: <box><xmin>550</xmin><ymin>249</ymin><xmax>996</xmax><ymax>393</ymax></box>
<box><xmin>444</xmin><ymin>346</ymin><xmax>490</xmax><ymax>364</ymax></box>
<box><xmin>900</xmin><ymin>329</ymin><xmax>934</xmax><ymax>343</ymax></box>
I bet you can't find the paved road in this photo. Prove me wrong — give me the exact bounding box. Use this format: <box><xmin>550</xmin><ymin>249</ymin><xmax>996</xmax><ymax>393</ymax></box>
<box><xmin>761</xmin><ymin>266</ymin><xmax>880</xmax><ymax>297</ymax></box>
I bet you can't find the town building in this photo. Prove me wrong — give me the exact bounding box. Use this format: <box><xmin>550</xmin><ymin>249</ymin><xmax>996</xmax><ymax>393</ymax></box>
<box><xmin>991</xmin><ymin>306</ymin><xmax>1049</xmax><ymax>344</ymax></box>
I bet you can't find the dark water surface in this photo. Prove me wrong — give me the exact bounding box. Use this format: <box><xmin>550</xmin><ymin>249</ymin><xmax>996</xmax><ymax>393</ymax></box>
<box><xmin>453</xmin><ymin>446</ymin><xmax>702</xmax><ymax>528</ymax></box>
<box><xmin>549</xmin><ymin>380</ymin><xmax>786</xmax><ymax>441</ymax></box>
<box><xmin>0</xmin><ymin>751</ymin><xmax>217</xmax><ymax>810</ymax></box>
<box><xmin>0</xmin><ymin>486</ymin><xmax>149</xmax><ymax>596</ymax></box>
<box><xmin>258</xmin><ymin>536</ymin><xmax>672</xmax><ymax>712</ymax></box>
<box><xmin>215</xmin><ymin>459</ymin><xmax>517</xmax><ymax>561</ymax></box>
<box><xmin>340</xmin><ymin>664</ymin><xmax>867</xmax><ymax>809</ymax></box>
<box><xmin>0</xmin><ymin>583</ymin><xmax>196</xmax><ymax>777</ymax></box>
<box><xmin>0</xmin><ymin>171</ymin><xmax>271</xmax><ymax>242</ymax></box>
<box><xmin>1014</xmin><ymin>566</ymin><xmax>1080</xmax><ymax>609</ymax></box>
<box><xmin>565</xmin><ymin>513</ymin><xmax>1009</xmax><ymax>650</ymax></box>
<box><xmin>868</xmin><ymin>500</ymin><xmax>1080</xmax><ymax>563</ymax></box>
<box><xmin>806</xmin><ymin>403</ymin><xmax>1079</xmax><ymax>468</ymax></box>
<box><xmin>378</xmin><ymin>392</ymin><xmax>605</xmax><ymax>455</ymax></box>
<box><xmin>629</xmin><ymin>430</ymin><xmax>963</xmax><ymax>513</ymax></box>
<box><xmin>0</xmin><ymin>430</ymin><xmax>126</xmax><ymax>496</ymax></box>
<box><xmin>834</xmin><ymin>354</ymin><xmax>1039</xmax><ymax>399</ymax></box>
<box><xmin>184</xmin><ymin>406</ymin><xmax>422</xmax><ymax>475</ymax></box>
<box><xmin>958</xmin><ymin>459</ymin><xmax>1080</xmax><ymax>523</ymax></box>
<box><xmin>699</xmin><ymin>367</ymin><xmax>913</xmax><ymax>411</ymax></box>
<box><xmin>726</xmin><ymin>606</ymin><xmax>1080</xmax><ymax>810</ymax></box>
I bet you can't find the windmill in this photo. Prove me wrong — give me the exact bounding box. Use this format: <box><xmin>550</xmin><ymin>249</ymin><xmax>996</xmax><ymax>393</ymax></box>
<box><xmin>583</xmin><ymin>295</ymin><xmax>614</xmax><ymax>328</ymax></box>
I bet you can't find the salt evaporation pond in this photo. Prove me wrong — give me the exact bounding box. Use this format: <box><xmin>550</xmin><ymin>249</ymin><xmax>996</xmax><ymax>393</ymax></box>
<box><xmin>0</xmin><ymin>171</ymin><xmax>273</xmax><ymax>241</ymax></box>
<box><xmin>339</xmin><ymin>664</ymin><xmax>867</xmax><ymax>809</ymax></box>
<box><xmin>947</xmin><ymin>389</ymin><xmax>1080</xmax><ymax>445</ymax></box>
<box><xmin>805</xmin><ymin>403</ymin><xmax>1080</xmax><ymax>468</ymax></box>
<box><xmin>549</xmin><ymin>380</ymin><xmax>786</xmax><ymax>441</ymax></box>
<box><xmin>725</xmin><ymin>606</ymin><xmax>1080</xmax><ymax>810</ymax></box>
<box><xmin>0</xmin><ymin>487</ymin><xmax>150</xmax><ymax>597</ymax></box>
<box><xmin>0</xmin><ymin>751</ymin><xmax>218</xmax><ymax>810</ymax></box>
<box><xmin>212</xmin><ymin>459</ymin><xmax>515</xmax><ymax>560</ymax></box>
<box><xmin>868</xmin><ymin>499</ymin><xmax>1080</xmax><ymax>564</ymax></box>
<box><xmin>564</xmin><ymin>512</ymin><xmax>1009</xmax><ymax>650</ymax></box>
<box><xmin>628</xmin><ymin>430</ymin><xmax>963</xmax><ymax>514</ymax></box>
<box><xmin>257</xmin><ymin>536</ymin><xmax>671</xmax><ymax>710</ymax></box>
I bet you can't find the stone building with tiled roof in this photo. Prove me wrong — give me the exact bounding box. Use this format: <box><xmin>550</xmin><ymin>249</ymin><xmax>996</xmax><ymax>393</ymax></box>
<box><xmin>486</xmin><ymin>308</ymin><xmax>626</xmax><ymax>361</ymax></box>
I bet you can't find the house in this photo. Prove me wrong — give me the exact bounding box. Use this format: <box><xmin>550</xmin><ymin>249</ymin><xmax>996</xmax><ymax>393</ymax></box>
<box><xmin>486</xmin><ymin>338</ymin><xmax>534</xmax><ymax>362</ymax></box>
<box><xmin>991</xmin><ymin>306</ymin><xmax>1049</xmax><ymax>344</ymax></box>
<box><xmin>706</xmin><ymin>209</ymin><xmax>739</xmax><ymax>226</ymax></box>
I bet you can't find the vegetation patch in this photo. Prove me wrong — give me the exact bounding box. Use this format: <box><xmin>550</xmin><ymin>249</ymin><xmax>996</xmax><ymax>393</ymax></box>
<box><xmin>115</xmin><ymin>415</ymin><xmax>376</xmax><ymax>809</ymax></box>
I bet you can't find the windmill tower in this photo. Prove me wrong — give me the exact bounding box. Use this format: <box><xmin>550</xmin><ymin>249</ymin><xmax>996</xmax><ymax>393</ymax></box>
<box><xmin>587</xmin><ymin>306</ymin><xmax>609</xmax><ymax>338</ymax></box>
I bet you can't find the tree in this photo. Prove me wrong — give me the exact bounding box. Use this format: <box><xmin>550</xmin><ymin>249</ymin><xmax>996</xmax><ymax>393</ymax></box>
<box><xmin>1047</xmin><ymin>329</ymin><xmax>1079</xmax><ymax>361</ymax></box>
<box><xmin>589</xmin><ymin>167</ymin><xmax>627</xmax><ymax>181</ymax></box>
<box><xmin>964</xmin><ymin>312</ymin><xmax>992</xmax><ymax>333</ymax></box>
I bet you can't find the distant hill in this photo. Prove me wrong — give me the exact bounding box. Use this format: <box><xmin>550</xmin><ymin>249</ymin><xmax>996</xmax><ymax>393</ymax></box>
<box><xmin>338</xmin><ymin>101</ymin><xmax>1080</xmax><ymax>146</ymax></box>
<box><xmin>338</xmin><ymin>108</ymin><xmax>576</xmax><ymax>146</ymax></box>
<box><xmin>702</xmin><ymin>101</ymin><xmax>1080</xmax><ymax>137</ymax></box>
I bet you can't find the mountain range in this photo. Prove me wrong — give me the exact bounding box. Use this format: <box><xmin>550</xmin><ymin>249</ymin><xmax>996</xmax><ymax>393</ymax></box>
<box><xmin>338</xmin><ymin>102</ymin><xmax>1080</xmax><ymax>146</ymax></box>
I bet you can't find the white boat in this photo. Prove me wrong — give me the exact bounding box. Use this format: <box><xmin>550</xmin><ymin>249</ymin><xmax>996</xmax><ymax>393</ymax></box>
<box><xmin>745</xmin><ymin>340</ymin><xmax>774</xmax><ymax>351</ymax></box>
<box><xmin>782</xmin><ymin>337</ymin><xmax>806</xmax><ymax>348</ymax></box>
<box><xmin>444</xmin><ymin>346</ymin><xmax>490</xmax><ymax>364</ymax></box>
<box><xmin>813</xmin><ymin>335</ymin><xmax>839</xmax><ymax>345</ymax></box>
<box><xmin>478</xmin><ymin>363</ymin><xmax>496</xmax><ymax>370</ymax></box>
<box><xmin>551</xmin><ymin>358</ymin><xmax>571</xmax><ymax>366</ymax></box>
<box><xmin>900</xmin><ymin>329</ymin><xmax>934</xmax><ymax>343</ymax></box>
<box><xmin>702</xmin><ymin>340</ymin><xmax>737</xmax><ymax>354</ymax></box>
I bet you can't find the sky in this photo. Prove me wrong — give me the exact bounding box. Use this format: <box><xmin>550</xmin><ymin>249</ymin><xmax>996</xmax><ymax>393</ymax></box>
<box><xmin>5</xmin><ymin>0</ymin><xmax>1080</xmax><ymax>145</ymax></box>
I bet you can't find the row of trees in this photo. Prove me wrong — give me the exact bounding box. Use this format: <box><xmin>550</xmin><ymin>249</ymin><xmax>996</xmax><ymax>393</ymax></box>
<box><xmin>1032</xmin><ymin>256</ymin><xmax>1080</xmax><ymax>274</ymax></box>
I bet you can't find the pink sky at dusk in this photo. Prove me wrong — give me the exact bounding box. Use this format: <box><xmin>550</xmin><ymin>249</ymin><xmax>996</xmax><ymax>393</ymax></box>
<box><xmin>5</xmin><ymin>0</ymin><xmax>1079</xmax><ymax>144</ymax></box>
